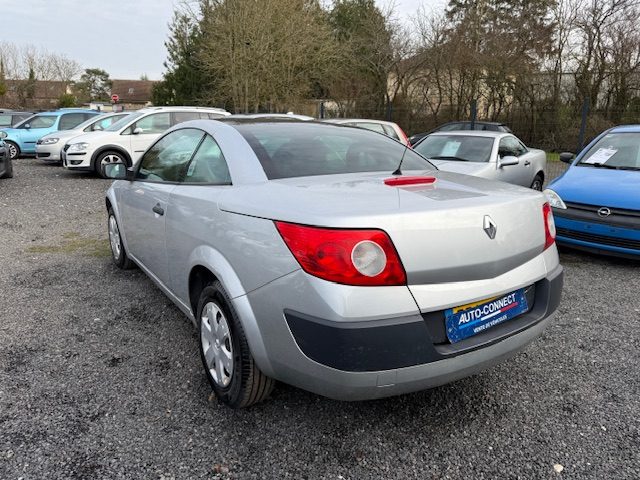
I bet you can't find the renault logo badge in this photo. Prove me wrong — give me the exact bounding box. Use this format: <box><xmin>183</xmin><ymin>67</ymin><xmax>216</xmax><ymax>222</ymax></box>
<box><xmin>483</xmin><ymin>215</ymin><xmax>497</xmax><ymax>239</ymax></box>
<box><xmin>598</xmin><ymin>207</ymin><xmax>611</xmax><ymax>217</ymax></box>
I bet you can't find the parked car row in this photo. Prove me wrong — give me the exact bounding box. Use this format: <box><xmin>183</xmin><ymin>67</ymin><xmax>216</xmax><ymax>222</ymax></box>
<box><xmin>3</xmin><ymin>105</ymin><xmax>637</xmax><ymax>409</ymax></box>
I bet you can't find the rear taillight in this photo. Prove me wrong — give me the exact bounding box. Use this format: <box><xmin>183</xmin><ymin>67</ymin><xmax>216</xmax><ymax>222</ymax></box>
<box><xmin>274</xmin><ymin>222</ymin><xmax>406</xmax><ymax>286</ymax></box>
<box><xmin>543</xmin><ymin>202</ymin><xmax>556</xmax><ymax>250</ymax></box>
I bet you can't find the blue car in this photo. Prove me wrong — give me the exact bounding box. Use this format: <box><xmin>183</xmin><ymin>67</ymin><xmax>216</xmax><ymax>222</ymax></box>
<box><xmin>544</xmin><ymin>125</ymin><xmax>640</xmax><ymax>259</ymax></box>
<box><xmin>0</xmin><ymin>109</ymin><xmax>99</xmax><ymax>160</ymax></box>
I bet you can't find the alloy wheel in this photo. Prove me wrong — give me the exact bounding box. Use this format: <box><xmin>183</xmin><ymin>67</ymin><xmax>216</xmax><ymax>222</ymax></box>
<box><xmin>200</xmin><ymin>302</ymin><xmax>234</xmax><ymax>387</ymax></box>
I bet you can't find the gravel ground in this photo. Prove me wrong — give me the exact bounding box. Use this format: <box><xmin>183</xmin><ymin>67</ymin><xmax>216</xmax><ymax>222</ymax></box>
<box><xmin>0</xmin><ymin>159</ymin><xmax>638</xmax><ymax>480</ymax></box>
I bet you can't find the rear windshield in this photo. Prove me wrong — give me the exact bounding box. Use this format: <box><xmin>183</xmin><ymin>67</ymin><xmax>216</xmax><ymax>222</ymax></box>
<box><xmin>234</xmin><ymin>122</ymin><xmax>435</xmax><ymax>180</ymax></box>
<box><xmin>414</xmin><ymin>135</ymin><xmax>494</xmax><ymax>163</ymax></box>
<box><xmin>578</xmin><ymin>132</ymin><xmax>640</xmax><ymax>170</ymax></box>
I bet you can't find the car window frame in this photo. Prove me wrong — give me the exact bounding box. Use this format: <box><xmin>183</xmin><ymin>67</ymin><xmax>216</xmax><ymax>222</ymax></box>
<box><xmin>133</xmin><ymin>127</ymin><xmax>206</xmax><ymax>184</ymax></box>
<box><xmin>181</xmin><ymin>134</ymin><xmax>233</xmax><ymax>186</ymax></box>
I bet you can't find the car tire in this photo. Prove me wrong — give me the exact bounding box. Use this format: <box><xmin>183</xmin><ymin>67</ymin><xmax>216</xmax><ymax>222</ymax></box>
<box><xmin>1</xmin><ymin>158</ymin><xmax>13</xmax><ymax>179</ymax></box>
<box><xmin>6</xmin><ymin>141</ymin><xmax>19</xmax><ymax>160</ymax></box>
<box><xmin>107</xmin><ymin>208</ymin><xmax>134</xmax><ymax>269</ymax></box>
<box><xmin>530</xmin><ymin>174</ymin><xmax>543</xmax><ymax>191</ymax></box>
<box><xmin>197</xmin><ymin>281</ymin><xmax>275</xmax><ymax>409</ymax></box>
<box><xmin>96</xmin><ymin>150</ymin><xmax>126</xmax><ymax>179</ymax></box>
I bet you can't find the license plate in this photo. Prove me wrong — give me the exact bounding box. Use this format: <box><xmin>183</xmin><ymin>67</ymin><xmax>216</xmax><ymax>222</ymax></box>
<box><xmin>445</xmin><ymin>289</ymin><xmax>528</xmax><ymax>343</ymax></box>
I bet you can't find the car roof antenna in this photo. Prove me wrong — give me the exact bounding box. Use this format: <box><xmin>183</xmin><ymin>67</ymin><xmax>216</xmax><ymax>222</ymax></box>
<box><xmin>392</xmin><ymin>144</ymin><xmax>409</xmax><ymax>176</ymax></box>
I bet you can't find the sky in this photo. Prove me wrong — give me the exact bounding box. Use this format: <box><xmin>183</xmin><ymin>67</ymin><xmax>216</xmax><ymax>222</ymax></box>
<box><xmin>3</xmin><ymin>0</ymin><xmax>446</xmax><ymax>81</ymax></box>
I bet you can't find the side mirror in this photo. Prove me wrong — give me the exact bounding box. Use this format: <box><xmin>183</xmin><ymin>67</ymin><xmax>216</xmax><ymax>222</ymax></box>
<box><xmin>24</xmin><ymin>123</ymin><xmax>31</xmax><ymax>129</ymax></box>
<box><xmin>559</xmin><ymin>152</ymin><xmax>574</xmax><ymax>164</ymax></box>
<box><xmin>104</xmin><ymin>163</ymin><xmax>130</xmax><ymax>180</ymax></box>
<box><xmin>499</xmin><ymin>155</ymin><xmax>519</xmax><ymax>167</ymax></box>
<box><xmin>132</xmin><ymin>127</ymin><xmax>143</xmax><ymax>135</ymax></box>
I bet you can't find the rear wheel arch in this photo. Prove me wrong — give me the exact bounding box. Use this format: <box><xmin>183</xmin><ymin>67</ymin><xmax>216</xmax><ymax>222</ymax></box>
<box><xmin>189</xmin><ymin>265</ymin><xmax>219</xmax><ymax>318</ymax></box>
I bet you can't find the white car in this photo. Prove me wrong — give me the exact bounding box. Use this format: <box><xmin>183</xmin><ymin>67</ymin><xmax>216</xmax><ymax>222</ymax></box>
<box><xmin>322</xmin><ymin>118</ymin><xmax>411</xmax><ymax>146</ymax></box>
<box><xmin>63</xmin><ymin>106</ymin><xmax>230</xmax><ymax>177</ymax></box>
<box><xmin>413</xmin><ymin>131</ymin><xmax>547</xmax><ymax>190</ymax></box>
<box><xmin>36</xmin><ymin>112</ymin><xmax>128</xmax><ymax>164</ymax></box>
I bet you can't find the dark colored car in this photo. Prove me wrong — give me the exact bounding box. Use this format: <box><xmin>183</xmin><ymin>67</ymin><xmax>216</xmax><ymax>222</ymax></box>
<box><xmin>0</xmin><ymin>111</ymin><xmax>34</xmax><ymax>128</ymax></box>
<box><xmin>409</xmin><ymin>121</ymin><xmax>512</xmax><ymax>146</ymax></box>
<box><xmin>0</xmin><ymin>135</ymin><xmax>13</xmax><ymax>179</ymax></box>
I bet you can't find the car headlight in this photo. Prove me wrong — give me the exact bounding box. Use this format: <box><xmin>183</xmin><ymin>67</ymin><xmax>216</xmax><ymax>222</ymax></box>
<box><xmin>68</xmin><ymin>142</ymin><xmax>89</xmax><ymax>152</ymax></box>
<box><xmin>0</xmin><ymin>131</ymin><xmax>7</xmax><ymax>139</ymax></box>
<box><xmin>41</xmin><ymin>138</ymin><xmax>59</xmax><ymax>145</ymax></box>
<box><xmin>543</xmin><ymin>188</ymin><xmax>567</xmax><ymax>209</ymax></box>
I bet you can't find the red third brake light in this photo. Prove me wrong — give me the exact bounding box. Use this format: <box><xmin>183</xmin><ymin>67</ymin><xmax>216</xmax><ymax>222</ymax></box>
<box><xmin>274</xmin><ymin>222</ymin><xmax>406</xmax><ymax>286</ymax></box>
<box><xmin>384</xmin><ymin>176</ymin><xmax>436</xmax><ymax>186</ymax></box>
<box><xmin>543</xmin><ymin>202</ymin><xmax>556</xmax><ymax>250</ymax></box>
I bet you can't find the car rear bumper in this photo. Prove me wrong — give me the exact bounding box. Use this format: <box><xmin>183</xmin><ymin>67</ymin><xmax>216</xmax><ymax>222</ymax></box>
<box><xmin>239</xmin><ymin>261</ymin><xmax>563</xmax><ymax>401</ymax></box>
<box><xmin>554</xmin><ymin>215</ymin><xmax>640</xmax><ymax>257</ymax></box>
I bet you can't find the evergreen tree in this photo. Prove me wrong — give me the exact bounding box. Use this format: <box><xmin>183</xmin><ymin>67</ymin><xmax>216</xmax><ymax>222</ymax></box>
<box><xmin>153</xmin><ymin>7</ymin><xmax>209</xmax><ymax>106</ymax></box>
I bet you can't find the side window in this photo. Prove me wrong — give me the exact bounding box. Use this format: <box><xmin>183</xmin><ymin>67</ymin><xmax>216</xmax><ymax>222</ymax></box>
<box><xmin>0</xmin><ymin>115</ymin><xmax>11</xmax><ymax>127</ymax></box>
<box><xmin>499</xmin><ymin>137</ymin><xmax>526</xmax><ymax>157</ymax></box>
<box><xmin>382</xmin><ymin>125</ymin><xmax>400</xmax><ymax>140</ymax></box>
<box><xmin>498</xmin><ymin>137</ymin><xmax>516</xmax><ymax>158</ymax></box>
<box><xmin>353</xmin><ymin>122</ymin><xmax>386</xmax><ymax>134</ymax></box>
<box><xmin>515</xmin><ymin>139</ymin><xmax>528</xmax><ymax>156</ymax></box>
<box><xmin>59</xmin><ymin>113</ymin><xmax>87</xmax><ymax>130</ymax></box>
<box><xmin>90</xmin><ymin>115</ymin><xmax>123</xmax><ymax>132</ymax></box>
<box><xmin>173</xmin><ymin>112</ymin><xmax>201</xmax><ymax>125</ymax></box>
<box><xmin>135</xmin><ymin>128</ymin><xmax>204</xmax><ymax>182</ymax></box>
<box><xmin>184</xmin><ymin>135</ymin><xmax>231</xmax><ymax>184</ymax></box>
<box><xmin>133</xmin><ymin>113</ymin><xmax>171</xmax><ymax>134</ymax></box>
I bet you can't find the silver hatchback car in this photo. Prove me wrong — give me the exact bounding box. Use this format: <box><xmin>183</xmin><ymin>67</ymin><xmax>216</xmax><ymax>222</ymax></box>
<box><xmin>105</xmin><ymin>119</ymin><xmax>563</xmax><ymax>408</ymax></box>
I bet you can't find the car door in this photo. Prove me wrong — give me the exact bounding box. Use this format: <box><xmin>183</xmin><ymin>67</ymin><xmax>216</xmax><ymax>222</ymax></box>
<box><xmin>165</xmin><ymin>134</ymin><xmax>232</xmax><ymax>302</ymax></box>
<box><xmin>118</xmin><ymin>128</ymin><xmax>205</xmax><ymax>286</ymax></box>
<box><xmin>496</xmin><ymin>136</ymin><xmax>530</xmax><ymax>186</ymax></box>
<box><xmin>127</xmin><ymin>112</ymin><xmax>172</xmax><ymax>163</ymax></box>
<box><xmin>18</xmin><ymin>115</ymin><xmax>59</xmax><ymax>152</ymax></box>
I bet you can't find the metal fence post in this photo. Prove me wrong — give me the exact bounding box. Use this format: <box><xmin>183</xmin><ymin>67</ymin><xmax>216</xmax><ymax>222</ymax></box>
<box><xmin>386</xmin><ymin>102</ymin><xmax>393</xmax><ymax>122</ymax></box>
<box><xmin>319</xmin><ymin>101</ymin><xmax>325</xmax><ymax>119</ymax></box>
<box><xmin>577</xmin><ymin>97</ymin><xmax>590</xmax><ymax>153</ymax></box>
<box><xmin>470</xmin><ymin>99</ymin><xmax>477</xmax><ymax>129</ymax></box>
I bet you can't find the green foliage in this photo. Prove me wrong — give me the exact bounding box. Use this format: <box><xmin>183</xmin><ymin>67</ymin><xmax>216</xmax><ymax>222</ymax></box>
<box><xmin>153</xmin><ymin>8</ymin><xmax>209</xmax><ymax>106</ymax></box>
<box><xmin>327</xmin><ymin>0</ymin><xmax>393</xmax><ymax>116</ymax></box>
<box><xmin>57</xmin><ymin>93</ymin><xmax>77</xmax><ymax>108</ymax></box>
<box><xmin>77</xmin><ymin>68</ymin><xmax>112</xmax><ymax>102</ymax></box>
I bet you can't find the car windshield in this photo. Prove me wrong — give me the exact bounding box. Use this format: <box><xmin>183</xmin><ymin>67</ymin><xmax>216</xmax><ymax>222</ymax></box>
<box><xmin>234</xmin><ymin>122</ymin><xmax>435</xmax><ymax>180</ymax></box>
<box><xmin>17</xmin><ymin>115</ymin><xmax>57</xmax><ymax>129</ymax></box>
<box><xmin>578</xmin><ymin>132</ymin><xmax>640</xmax><ymax>170</ymax></box>
<box><xmin>414</xmin><ymin>135</ymin><xmax>494</xmax><ymax>162</ymax></box>
<box><xmin>105</xmin><ymin>112</ymin><xmax>143</xmax><ymax>132</ymax></box>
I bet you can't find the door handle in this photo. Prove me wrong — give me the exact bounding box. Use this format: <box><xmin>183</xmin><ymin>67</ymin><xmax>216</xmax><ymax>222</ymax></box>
<box><xmin>152</xmin><ymin>203</ymin><xmax>164</xmax><ymax>216</ymax></box>
<box><xmin>524</xmin><ymin>160</ymin><xmax>531</xmax><ymax>166</ymax></box>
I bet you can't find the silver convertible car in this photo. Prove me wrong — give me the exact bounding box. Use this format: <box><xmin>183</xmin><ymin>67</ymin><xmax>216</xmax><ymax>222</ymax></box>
<box><xmin>105</xmin><ymin>120</ymin><xmax>563</xmax><ymax>408</ymax></box>
<box><xmin>413</xmin><ymin>131</ymin><xmax>547</xmax><ymax>190</ymax></box>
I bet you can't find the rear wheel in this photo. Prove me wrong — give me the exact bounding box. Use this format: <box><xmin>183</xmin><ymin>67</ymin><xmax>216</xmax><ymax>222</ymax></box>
<box><xmin>6</xmin><ymin>141</ymin><xmax>19</xmax><ymax>160</ymax></box>
<box><xmin>107</xmin><ymin>208</ymin><xmax>134</xmax><ymax>269</ymax></box>
<box><xmin>96</xmin><ymin>150</ymin><xmax>126</xmax><ymax>178</ymax></box>
<box><xmin>198</xmin><ymin>282</ymin><xmax>274</xmax><ymax>408</ymax></box>
<box><xmin>530</xmin><ymin>173</ymin><xmax>543</xmax><ymax>191</ymax></box>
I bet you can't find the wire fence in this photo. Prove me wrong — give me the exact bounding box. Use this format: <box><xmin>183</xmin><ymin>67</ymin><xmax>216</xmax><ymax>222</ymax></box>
<box><xmin>315</xmin><ymin>98</ymin><xmax>638</xmax><ymax>154</ymax></box>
